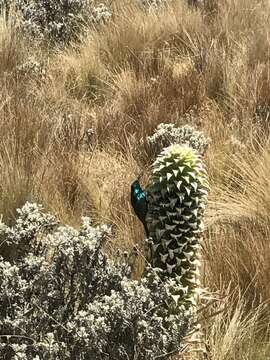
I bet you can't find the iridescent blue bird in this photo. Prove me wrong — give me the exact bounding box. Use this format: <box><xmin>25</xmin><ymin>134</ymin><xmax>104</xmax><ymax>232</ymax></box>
<box><xmin>131</xmin><ymin>179</ymin><xmax>149</xmax><ymax>237</ymax></box>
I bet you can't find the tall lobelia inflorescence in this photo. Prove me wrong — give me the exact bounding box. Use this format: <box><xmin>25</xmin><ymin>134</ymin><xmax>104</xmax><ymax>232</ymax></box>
<box><xmin>145</xmin><ymin>144</ymin><xmax>209</xmax><ymax>312</ymax></box>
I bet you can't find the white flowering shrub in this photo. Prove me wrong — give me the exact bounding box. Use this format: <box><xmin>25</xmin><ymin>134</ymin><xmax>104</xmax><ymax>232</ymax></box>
<box><xmin>16</xmin><ymin>58</ymin><xmax>46</xmax><ymax>80</ymax></box>
<box><xmin>0</xmin><ymin>203</ymin><xmax>190</xmax><ymax>359</ymax></box>
<box><xmin>89</xmin><ymin>3</ymin><xmax>112</xmax><ymax>24</ymax></box>
<box><xmin>187</xmin><ymin>0</ymin><xmax>204</xmax><ymax>7</ymax></box>
<box><xmin>138</xmin><ymin>0</ymin><xmax>204</xmax><ymax>10</ymax></box>
<box><xmin>0</xmin><ymin>0</ymin><xmax>112</xmax><ymax>44</ymax></box>
<box><xmin>146</xmin><ymin>123</ymin><xmax>209</xmax><ymax>159</ymax></box>
<box><xmin>18</xmin><ymin>0</ymin><xmax>88</xmax><ymax>43</ymax></box>
<box><xmin>0</xmin><ymin>202</ymin><xmax>57</xmax><ymax>260</ymax></box>
<box><xmin>139</xmin><ymin>0</ymin><xmax>167</xmax><ymax>9</ymax></box>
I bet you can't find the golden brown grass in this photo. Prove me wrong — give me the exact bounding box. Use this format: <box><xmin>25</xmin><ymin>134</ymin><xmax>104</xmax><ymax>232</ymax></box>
<box><xmin>1</xmin><ymin>0</ymin><xmax>270</xmax><ymax>357</ymax></box>
<box><xmin>202</xmin><ymin>290</ymin><xmax>270</xmax><ymax>360</ymax></box>
<box><xmin>177</xmin><ymin>289</ymin><xmax>270</xmax><ymax>360</ymax></box>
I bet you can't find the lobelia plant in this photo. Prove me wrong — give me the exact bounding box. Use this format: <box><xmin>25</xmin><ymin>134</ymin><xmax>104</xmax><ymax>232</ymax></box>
<box><xmin>145</xmin><ymin>143</ymin><xmax>209</xmax><ymax>312</ymax></box>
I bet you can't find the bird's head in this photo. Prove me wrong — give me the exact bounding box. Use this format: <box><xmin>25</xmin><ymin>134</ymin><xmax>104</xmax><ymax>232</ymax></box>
<box><xmin>131</xmin><ymin>172</ymin><xmax>144</xmax><ymax>193</ymax></box>
<box><xmin>131</xmin><ymin>179</ymin><xmax>141</xmax><ymax>193</ymax></box>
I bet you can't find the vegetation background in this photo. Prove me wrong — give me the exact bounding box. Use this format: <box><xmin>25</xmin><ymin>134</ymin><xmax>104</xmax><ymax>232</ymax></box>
<box><xmin>0</xmin><ymin>0</ymin><xmax>270</xmax><ymax>358</ymax></box>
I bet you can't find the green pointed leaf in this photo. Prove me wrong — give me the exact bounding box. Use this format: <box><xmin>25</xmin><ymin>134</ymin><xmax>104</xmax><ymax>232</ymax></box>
<box><xmin>191</xmin><ymin>196</ymin><xmax>199</xmax><ymax>205</ymax></box>
<box><xmin>176</xmin><ymin>207</ymin><xmax>183</xmax><ymax>214</ymax></box>
<box><xmin>170</xmin><ymin>233</ymin><xmax>182</xmax><ymax>240</ymax></box>
<box><xmin>181</xmin><ymin>267</ymin><xmax>188</xmax><ymax>275</ymax></box>
<box><xmin>166</xmin><ymin>263</ymin><xmax>176</xmax><ymax>274</ymax></box>
<box><xmin>189</xmin><ymin>222</ymin><xmax>198</xmax><ymax>229</ymax></box>
<box><xmin>179</xmin><ymin>228</ymin><xmax>190</xmax><ymax>233</ymax></box>
<box><xmin>155</xmin><ymin>228</ymin><xmax>166</xmax><ymax>239</ymax></box>
<box><xmin>161</xmin><ymin>238</ymin><xmax>172</xmax><ymax>248</ymax></box>
<box><xmin>183</xmin><ymin>201</ymin><xmax>192</xmax><ymax>207</ymax></box>
<box><xmin>175</xmin><ymin>180</ymin><xmax>182</xmax><ymax>190</ymax></box>
<box><xmin>158</xmin><ymin>164</ymin><xmax>166</xmax><ymax>171</ymax></box>
<box><xmin>184</xmin><ymin>186</ymin><xmax>191</xmax><ymax>196</ymax></box>
<box><xmin>176</xmin><ymin>192</ymin><xmax>185</xmax><ymax>202</ymax></box>
<box><xmin>158</xmin><ymin>215</ymin><xmax>167</xmax><ymax>222</ymax></box>
<box><xmin>187</xmin><ymin>171</ymin><xmax>197</xmax><ymax>179</ymax></box>
<box><xmin>179</xmin><ymin>166</ymin><xmax>185</xmax><ymax>173</ymax></box>
<box><xmin>171</xmin><ymin>294</ymin><xmax>181</xmax><ymax>305</ymax></box>
<box><xmin>183</xmin><ymin>251</ymin><xmax>193</xmax><ymax>261</ymax></box>
<box><xmin>166</xmin><ymin>211</ymin><xmax>178</xmax><ymax>217</ymax></box>
<box><xmin>182</xmin><ymin>214</ymin><xmax>192</xmax><ymax>221</ymax></box>
<box><xmin>172</xmin><ymin>220</ymin><xmax>185</xmax><ymax>225</ymax></box>
<box><xmin>183</xmin><ymin>176</ymin><xmax>191</xmax><ymax>184</ymax></box>
<box><xmin>169</xmin><ymin>198</ymin><xmax>178</xmax><ymax>208</ymax></box>
<box><xmin>165</xmin><ymin>223</ymin><xmax>177</xmax><ymax>231</ymax></box>
<box><xmin>190</xmin><ymin>209</ymin><xmax>198</xmax><ymax>217</ymax></box>
<box><xmin>160</xmin><ymin>253</ymin><xmax>169</xmax><ymax>263</ymax></box>
<box><xmin>152</xmin><ymin>243</ymin><xmax>160</xmax><ymax>253</ymax></box>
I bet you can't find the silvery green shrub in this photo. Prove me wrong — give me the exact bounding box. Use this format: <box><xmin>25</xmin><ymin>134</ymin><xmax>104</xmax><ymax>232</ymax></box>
<box><xmin>139</xmin><ymin>0</ymin><xmax>167</xmax><ymax>9</ymax></box>
<box><xmin>0</xmin><ymin>0</ymin><xmax>112</xmax><ymax>44</ymax></box>
<box><xmin>0</xmin><ymin>203</ymin><xmax>190</xmax><ymax>359</ymax></box>
<box><xmin>138</xmin><ymin>0</ymin><xmax>204</xmax><ymax>10</ymax></box>
<box><xmin>89</xmin><ymin>3</ymin><xmax>112</xmax><ymax>24</ymax></box>
<box><xmin>16</xmin><ymin>58</ymin><xmax>46</xmax><ymax>80</ymax></box>
<box><xmin>0</xmin><ymin>0</ymin><xmax>86</xmax><ymax>42</ymax></box>
<box><xmin>146</xmin><ymin>123</ymin><xmax>209</xmax><ymax>159</ymax></box>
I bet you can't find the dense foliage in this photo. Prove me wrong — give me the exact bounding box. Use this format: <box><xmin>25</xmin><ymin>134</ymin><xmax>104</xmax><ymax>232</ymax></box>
<box><xmin>0</xmin><ymin>0</ymin><xmax>112</xmax><ymax>43</ymax></box>
<box><xmin>146</xmin><ymin>123</ymin><xmax>209</xmax><ymax>158</ymax></box>
<box><xmin>0</xmin><ymin>203</ymin><xmax>190</xmax><ymax>359</ymax></box>
<box><xmin>146</xmin><ymin>144</ymin><xmax>208</xmax><ymax>309</ymax></box>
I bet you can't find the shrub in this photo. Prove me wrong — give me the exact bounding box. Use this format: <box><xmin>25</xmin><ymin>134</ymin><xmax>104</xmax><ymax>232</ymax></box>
<box><xmin>0</xmin><ymin>0</ymin><xmax>112</xmax><ymax>44</ymax></box>
<box><xmin>146</xmin><ymin>123</ymin><xmax>209</xmax><ymax>159</ymax></box>
<box><xmin>17</xmin><ymin>0</ymin><xmax>88</xmax><ymax>43</ymax></box>
<box><xmin>0</xmin><ymin>202</ymin><xmax>190</xmax><ymax>359</ymax></box>
<box><xmin>16</xmin><ymin>57</ymin><xmax>46</xmax><ymax>80</ymax></box>
<box><xmin>139</xmin><ymin>0</ymin><xmax>167</xmax><ymax>9</ymax></box>
<box><xmin>89</xmin><ymin>3</ymin><xmax>112</xmax><ymax>25</ymax></box>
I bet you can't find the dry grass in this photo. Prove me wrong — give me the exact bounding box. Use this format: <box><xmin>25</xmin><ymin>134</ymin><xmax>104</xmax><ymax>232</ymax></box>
<box><xmin>1</xmin><ymin>0</ymin><xmax>270</xmax><ymax>357</ymax></box>
<box><xmin>202</xmin><ymin>290</ymin><xmax>270</xmax><ymax>360</ymax></box>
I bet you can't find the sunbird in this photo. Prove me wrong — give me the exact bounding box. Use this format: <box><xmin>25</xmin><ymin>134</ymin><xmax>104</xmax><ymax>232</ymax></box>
<box><xmin>131</xmin><ymin>179</ymin><xmax>149</xmax><ymax>237</ymax></box>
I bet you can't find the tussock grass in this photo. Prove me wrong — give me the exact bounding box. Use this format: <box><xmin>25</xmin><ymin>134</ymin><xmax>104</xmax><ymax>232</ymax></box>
<box><xmin>202</xmin><ymin>290</ymin><xmax>270</xmax><ymax>360</ymax></box>
<box><xmin>0</xmin><ymin>15</ymin><xmax>23</xmax><ymax>75</ymax></box>
<box><xmin>1</xmin><ymin>0</ymin><xmax>270</xmax><ymax>357</ymax></box>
